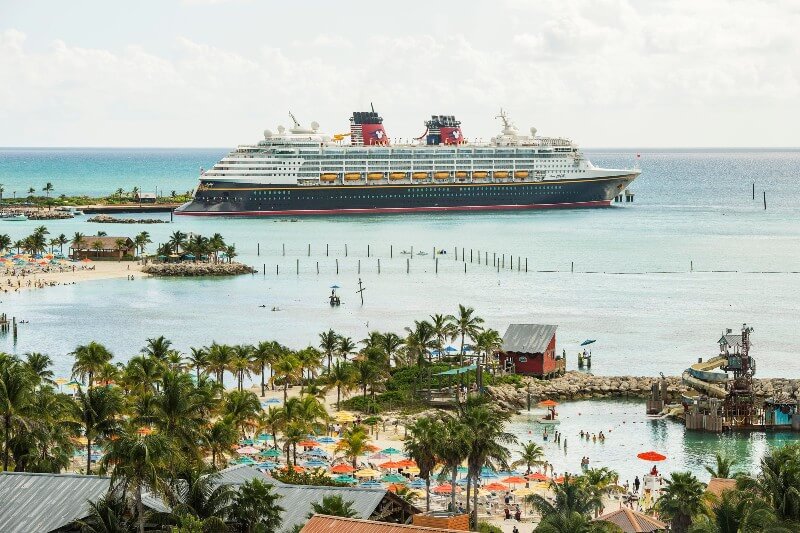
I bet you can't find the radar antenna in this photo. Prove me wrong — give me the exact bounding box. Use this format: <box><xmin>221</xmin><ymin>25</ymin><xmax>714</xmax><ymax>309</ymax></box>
<box><xmin>495</xmin><ymin>108</ymin><xmax>511</xmax><ymax>129</ymax></box>
<box><xmin>288</xmin><ymin>111</ymin><xmax>301</xmax><ymax>128</ymax></box>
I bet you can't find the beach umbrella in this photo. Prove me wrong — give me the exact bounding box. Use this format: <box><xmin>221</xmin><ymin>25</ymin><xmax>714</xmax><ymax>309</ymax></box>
<box><xmin>433</xmin><ymin>484</ymin><xmax>460</xmax><ymax>494</ymax></box>
<box><xmin>263</xmin><ymin>397</ymin><xmax>281</xmax><ymax>404</ymax></box>
<box><xmin>183</xmin><ymin>254</ymin><xmax>195</xmax><ymax>260</ymax></box>
<box><xmin>484</xmin><ymin>482</ymin><xmax>509</xmax><ymax>492</ymax></box>
<box><xmin>514</xmin><ymin>487</ymin><xmax>536</xmax><ymax>497</ymax></box>
<box><xmin>259</xmin><ymin>448</ymin><xmax>281</xmax><ymax>458</ymax></box>
<box><xmin>360</xmin><ymin>480</ymin><xmax>384</xmax><ymax>488</ymax></box>
<box><xmin>480</xmin><ymin>468</ymin><xmax>498</xmax><ymax>479</ymax></box>
<box><xmin>354</xmin><ymin>468</ymin><xmax>381</xmax><ymax>478</ymax></box>
<box><xmin>553</xmin><ymin>476</ymin><xmax>566</xmax><ymax>484</ymax></box>
<box><xmin>333</xmin><ymin>475</ymin><xmax>357</xmax><ymax>484</ymax></box>
<box><xmin>502</xmin><ymin>476</ymin><xmax>527</xmax><ymax>486</ymax></box>
<box><xmin>405</xmin><ymin>466</ymin><xmax>420</xmax><ymax>475</ymax></box>
<box><xmin>395</xmin><ymin>459</ymin><xmax>417</xmax><ymax>468</ymax></box>
<box><xmin>55</xmin><ymin>378</ymin><xmax>68</xmax><ymax>385</ymax></box>
<box><xmin>637</xmin><ymin>451</ymin><xmax>667</xmax><ymax>462</ymax></box>
<box><xmin>539</xmin><ymin>399</ymin><xmax>558</xmax><ymax>407</ymax></box>
<box><xmin>526</xmin><ymin>472</ymin><xmax>549</xmax><ymax>482</ymax></box>
<box><xmin>236</xmin><ymin>446</ymin><xmax>260</xmax><ymax>455</ymax></box>
<box><xmin>304</xmin><ymin>459</ymin><xmax>328</xmax><ymax>468</ymax></box>
<box><xmin>444</xmin><ymin>345</ymin><xmax>458</xmax><ymax>353</ymax></box>
<box><xmin>580</xmin><ymin>339</ymin><xmax>596</xmax><ymax>346</ymax></box>
<box><xmin>239</xmin><ymin>438</ymin><xmax>254</xmax><ymax>445</ymax></box>
<box><xmin>316</xmin><ymin>436</ymin><xmax>336</xmax><ymax>444</ymax></box>
<box><xmin>257</xmin><ymin>462</ymin><xmax>278</xmax><ymax>469</ymax></box>
<box><xmin>409</xmin><ymin>479</ymin><xmax>427</xmax><ymax>488</ymax></box>
<box><xmin>298</xmin><ymin>440</ymin><xmax>318</xmax><ymax>448</ymax></box>
<box><xmin>380</xmin><ymin>461</ymin><xmax>401</xmax><ymax>469</ymax></box>
<box><xmin>329</xmin><ymin>285</ymin><xmax>340</xmax><ymax>289</ymax></box>
<box><xmin>381</xmin><ymin>447</ymin><xmax>402</xmax><ymax>455</ymax></box>
<box><xmin>381</xmin><ymin>474</ymin><xmax>407</xmax><ymax>483</ymax></box>
<box><xmin>307</xmin><ymin>448</ymin><xmax>327</xmax><ymax>457</ymax></box>
<box><xmin>236</xmin><ymin>457</ymin><xmax>256</xmax><ymax>465</ymax></box>
<box><xmin>331</xmin><ymin>464</ymin><xmax>356</xmax><ymax>474</ymax></box>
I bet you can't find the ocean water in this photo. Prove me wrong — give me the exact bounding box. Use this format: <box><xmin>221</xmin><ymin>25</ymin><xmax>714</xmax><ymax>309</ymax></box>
<box><xmin>1</xmin><ymin>147</ymin><xmax>799</xmax><ymax>476</ymax></box>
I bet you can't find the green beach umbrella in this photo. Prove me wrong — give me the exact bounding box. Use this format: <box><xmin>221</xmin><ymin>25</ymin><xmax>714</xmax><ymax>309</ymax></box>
<box><xmin>381</xmin><ymin>474</ymin><xmax>407</xmax><ymax>483</ymax></box>
<box><xmin>260</xmin><ymin>448</ymin><xmax>281</xmax><ymax>458</ymax></box>
<box><xmin>381</xmin><ymin>447</ymin><xmax>402</xmax><ymax>455</ymax></box>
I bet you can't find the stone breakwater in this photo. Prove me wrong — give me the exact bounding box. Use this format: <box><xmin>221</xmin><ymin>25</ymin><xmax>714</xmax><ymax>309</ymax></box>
<box><xmin>486</xmin><ymin>371</ymin><xmax>800</xmax><ymax>412</ymax></box>
<box><xmin>88</xmin><ymin>215</ymin><xmax>167</xmax><ymax>224</ymax></box>
<box><xmin>142</xmin><ymin>262</ymin><xmax>256</xmax><ymax>277</ymax></box>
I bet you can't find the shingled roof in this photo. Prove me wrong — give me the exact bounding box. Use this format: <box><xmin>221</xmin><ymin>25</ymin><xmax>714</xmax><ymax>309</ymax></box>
<box><xmin>501</xmin><ymin>324</ymin><xmax>557</xmax><ymax>354</ymax></box>
<box><xmin>71</xmin><ymin>236</ymin><xmax>134</xmax><ymax>251</ymax></box>
<box><xmin>594</xmin><ymin>507</ymin><xmax>667</xmax><ymax>532</ymax></box>
<box><xmin>302</xmin><ymin>515</ymin><xmax>465</xmax><ymax>532</ymax></box>
<box><xmin>0</xmin><ymin>472</ymin><xmax>111</xmax><ymax>533</ymax></box>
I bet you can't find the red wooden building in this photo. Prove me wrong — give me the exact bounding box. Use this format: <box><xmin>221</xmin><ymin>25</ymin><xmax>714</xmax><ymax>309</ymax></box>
<box><xmin>499</xmin><ymin>324</ymin><xmax>565</xmax><ymax>378</ymax></box>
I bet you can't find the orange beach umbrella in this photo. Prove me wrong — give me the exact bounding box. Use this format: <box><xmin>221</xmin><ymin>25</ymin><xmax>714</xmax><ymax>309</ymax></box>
<box><xmin>539</xmin><ymin>399</ymin><xmax>558</xmax><ymax>407</ymax></box>
<box><xmin>637</xmin><ymin>451</ymin><xmax>667</xmax><ymax>462</ymax></box>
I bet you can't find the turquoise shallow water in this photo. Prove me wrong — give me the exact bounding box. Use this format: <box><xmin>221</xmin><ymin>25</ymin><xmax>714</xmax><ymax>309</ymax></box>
<box><xmin>507</xmin><ymin>400</ymin><xmax>800</xmax><ymax>484</ymax></box>
<box><xmin>0</xmin><ymin>148</ymin><xmax>799</xmax><ymax>477</ymax></box>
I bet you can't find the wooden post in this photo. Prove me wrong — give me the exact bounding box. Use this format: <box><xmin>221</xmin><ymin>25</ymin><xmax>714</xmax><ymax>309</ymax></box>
<box><xmin>326</xmin><ymin>243</ymin><xmax>329</xmax><ymax>256</ymax></box>
<box><xmin>276</xmin><ymin>264</ymin><xmax>279</xmax><ymax>275</ymax></box>
<box><xmin>461</xmin><ymin>248</ymin><xmax>464</xmax><ymax>262</ymax></box>
<box><xmin>390</xmin><ymin>245</ymin><xmax>393</xmax><ymax>258</ymax></box>
<box><xmin>282</xmin><ymin>243</ymin><xmax>285</xmax><ymax>256</ymax></box>
<box><xmin>296</xmin><ymin>259</ymin><xmax>299</xmax><ymax>275</ymax></box>
<box><xmin>470</xmin><ymin>249</ymin><xmax>473</xmax><ymax>263</ymax></box>
<box><xmin>406</xmin><ymin>258</ymin><xmax>410</xmax><ymax>273</ymax></box>
<box><xmin>345</xmin><ymin>244</ymin><xmax>348</xmax><ymax>257</ymax></box>
<box><xmin>485</xmin><ymin>251</ymin><xmax>488</xmax><ymax>265</ymax></box>
<box><xmin>525</xmin><ymin>258</ymin><xmax>528</xmax><ymax>272</ymax></box>
<box><xmin>435</xmin><ymin>257</ymin><xmax>438</xmax><ymax>273</ymax></box>
<box><xmin>263</xmin><ymin>264</ymin><xmax>266</xmax><ymax>275</ymax></box>
<box><xmin>367</xmin><ymin>244</ymin><xmax>370</xmax><ymax>257</ymax></box>
<box><xmin>763</xmin><ymin>191</ymin><xmax>767</xmax><ymax>210</ymax></box>
<box><xmin>464</xmin><ymin>262</ymin><xmax>467</xmax><ymax>274</ymax></box>
<box><xmin>493</xmin><ymin>252</ymin><xmax>496</xmax><ymax>266</ymax></box>
<box><xmin>308</xmin><ymin>243</ymin><xmax>311</xmax><ymax>256</ymax></box>
<box><xmin>571</xmin><ymin>261</ymin><xmax>574</xmax><ymax>273</ymax></box>
<box><xmin>690</xmin><ymin>260</ymin><xmax>693</xmax><ymax>272</ymax></box>
<box><xmin>336</xmin><ymin>259</ymin><xmax>339</xmax><ymax>274</ymax></box>
<box><xmin>316</xmin><ymin>261</ymin><xmax>319</xmax><ymax>274</ymax></box>
<box><xmin>257</xmin><ymin>243</ymin><xmax>260</xmax><ymax>256</ymax></box>
<box><xmin>510</xmin><ymin>256</ymin><xmax>513</xmax><ymax>270</ymax></box>
<box><xmin>411</xmin><ymin>246</ymin><xmax>414</xmax><ymax>257</ymax></box>
<box><xmin>502</xmin><ymin>254</ymin><xmax>505</xmax><ymax>268</ymax></box>
<box><xmin>752</xmin><ymin>182</ymin><xmax>755</xmax><ymax>200</ymax></box>
<box><xmin>358</xmin><ymin>259</ymin><xmax>361</xmax><ymax>274</ymax></box>
<box><xmin>378</xmin><ymin>259</ymin><xmax>381</xmax><ymax>274</ymax></box>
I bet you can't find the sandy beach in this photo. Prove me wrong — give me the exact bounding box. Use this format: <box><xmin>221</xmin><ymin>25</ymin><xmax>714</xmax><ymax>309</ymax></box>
<box><xmin>2</xmin><ymin>260</ymin><xmax>145</xmax><ymax>293</ymax></box>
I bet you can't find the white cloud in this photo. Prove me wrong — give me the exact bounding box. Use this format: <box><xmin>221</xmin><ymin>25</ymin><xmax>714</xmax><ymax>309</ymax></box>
<box><xmin>1</xmin><ymin>0</ymin><xmax>799</xmax><ymax>147</ymax></box>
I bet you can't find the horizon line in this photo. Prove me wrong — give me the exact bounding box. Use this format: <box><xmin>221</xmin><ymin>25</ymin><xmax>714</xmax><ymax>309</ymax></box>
<box><xmin>2</xmin><ymin>145</ymin><xmax>800</xmax><ymax>151</ymax></box>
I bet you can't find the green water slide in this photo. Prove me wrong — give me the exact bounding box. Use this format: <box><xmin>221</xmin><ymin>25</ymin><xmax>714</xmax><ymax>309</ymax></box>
<box><xmin>681</xmin><ymin>355</ymin><xmax>728</xmax><ymax>399</ymax></box>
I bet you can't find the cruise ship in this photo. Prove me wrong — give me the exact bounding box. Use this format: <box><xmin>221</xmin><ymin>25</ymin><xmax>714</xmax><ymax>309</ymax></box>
<box><xmin>175</xmin><ymin>109</ymin><xmax>639</xmax><ymax>216</ymax></box>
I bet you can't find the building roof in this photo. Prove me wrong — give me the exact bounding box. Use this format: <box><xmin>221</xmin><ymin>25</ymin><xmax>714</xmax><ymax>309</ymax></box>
<box><xmin>706</xmin><ymin>477</ymin><xmax>737</xmax><ymax>498</ymax></box>
<box><xmin>0</xmin><ymin>472</ymin><xmax>111</xmax><ymax>533</ymax></box>
<box><xmin>501</xmin><ymin>324</ymin><xmax>558</xmax><ymax>354</ymax></box>
<box><xmin>135</xmin><ymin>192</ymin><xmax>157</xmax><ymax>199</ymax></box>
<box><xmin>72</xmin><ymin>236</ymin><xmax>134</xmax><ymax>250</ymax></box>
<box><xmin>594</xmin><ymin>507</ymin><xmax>667</xmax><ymax>532</ymax></box>
<box><xmin>218</xmin><ymin>465</ymin><xmax>418</xmax><ymax>533</ymax></box>
<box><xmin>301</xmin><ymin>515</ymin><xmax>464</xmax><ymax>533</ymax></box>
<box><xmin>718</xmin><ymin>334</ymin><xmax>742</xmax><ymax>348</ymax></box>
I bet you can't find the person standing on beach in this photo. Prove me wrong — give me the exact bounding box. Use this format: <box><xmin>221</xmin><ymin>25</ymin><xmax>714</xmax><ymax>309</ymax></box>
<box><xmin>634</xmin><ymin>476</ymin><xmax>641</xmax><ymax>492</ymax></box>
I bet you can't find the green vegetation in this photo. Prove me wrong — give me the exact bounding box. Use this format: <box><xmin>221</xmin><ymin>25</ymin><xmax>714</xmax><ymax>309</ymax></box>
<box><xmin>0</xmin><ymin>186</ymin><xmax>192</xmax><ymax>209</ymax></box>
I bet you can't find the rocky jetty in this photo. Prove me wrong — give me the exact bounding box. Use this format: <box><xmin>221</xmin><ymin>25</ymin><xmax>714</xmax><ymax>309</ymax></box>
<box><xmin>485</xmin><ymin>371</ymin><xmax>800</xmax><ymax>413</ymax></box>
<box><xmin>88</xmin><ymin>215</ymin><xmax>167</xmax><ymax>224</ymax></box>
<box><xmin>142</xmin><ymin>262</ymin><xmax>255</xmax><ymax>277</ymax></box>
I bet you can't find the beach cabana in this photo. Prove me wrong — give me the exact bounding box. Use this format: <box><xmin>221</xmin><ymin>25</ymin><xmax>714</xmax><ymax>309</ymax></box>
<box><xmin>594</xmin><ymin>508</ymin><xmax>668</xmax><ymax>532</ymax></box>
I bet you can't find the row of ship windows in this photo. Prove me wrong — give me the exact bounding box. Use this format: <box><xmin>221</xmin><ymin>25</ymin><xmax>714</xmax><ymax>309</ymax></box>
<box><xmin>245</xmin><ymin>185</ymin><xmax>565</xmax><ymax>197</ymax></box>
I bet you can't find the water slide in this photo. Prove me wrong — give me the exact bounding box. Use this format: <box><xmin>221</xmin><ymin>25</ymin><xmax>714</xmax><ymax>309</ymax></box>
<box><xmin>681</xmin><ymin>355</ymin><xmax>728</xmax><ymax>399</ymax></box>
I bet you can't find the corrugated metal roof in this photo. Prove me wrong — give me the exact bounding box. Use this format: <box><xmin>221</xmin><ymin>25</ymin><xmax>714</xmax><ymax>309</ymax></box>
<box><xmin>0</xmin><ymin>472</ymin><xmax>111</xmax><ymax>533</ymax></box>
<box><xmin>301</xmin><ymin>515</ymin><xmax>465</xmax><ymax>532</ymax></box>
<box><xmin>501</xmin><ymin>324</ymin><xmax>557</xmax><ymax>354</ymax></box>
<box><xmin>217</xmin><ymin>466</ymin><xmax>403</xmax><ymax>533</ymax></box>
<box><xmin>718</xmin><ymin>334</ymin><xmax>742</xmax><ymax>348</ymax></box>
<box><xmin>594</xmin><ymin>508</ymin><xmax>667</xmax><ymax>532</ymax></box>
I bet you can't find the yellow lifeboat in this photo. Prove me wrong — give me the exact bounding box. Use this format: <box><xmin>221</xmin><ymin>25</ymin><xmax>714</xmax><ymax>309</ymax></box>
<box><xmin>389</xmin><ymin>172</ymin><xmax>407</xmax><ymax>180</ymax></box>
<box><xmin>434</xmin><ymin>172</ymin><xmax>450</xmax><ymax>180</ymax></box>
<box><xmin>456</xmin><ymin>171</ymin><xmax>469</xmax><ymax>179</ymax></box>
<box><xmin>320</xmin><ymin>173</ymin><xmax>337</xmax><ymax>182</ymax></box>
<box><xmin>514</xmin><ymin>170</ymin><xmax>529</xmax><ymax>179</ymax></box>
<box><xmin>494</xmin><ymin>171</ymin><xmax>509</xmax><ymax>179</ymax></box>
<box><xmin>472</xmin><ymin>171</ymin><xmax>488</xmax><ymax>179</ymax></box>
<box><xmin>367</xmin><ymin>172</ymin><xmax>384</xmax><ymax>181</ymax></box>
<box><xmin>412</xmin><ymin>172</ymin><xmax>429</xmax><ymax>180</ymax></box>
<box><xmin>344</xmin><ymin>173</ymin><xmax>362</xmax><ymax>181</ymax></box>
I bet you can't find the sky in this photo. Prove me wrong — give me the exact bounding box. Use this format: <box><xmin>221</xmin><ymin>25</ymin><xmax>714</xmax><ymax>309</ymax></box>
<box><xmin>1</xmin><ymin>0</ymin><xmax>798</xmax><ymax>148</ymax></box>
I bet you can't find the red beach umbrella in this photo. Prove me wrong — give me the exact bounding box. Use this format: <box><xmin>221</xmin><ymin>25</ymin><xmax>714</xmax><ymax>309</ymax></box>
<box><xmin>433</xmin><ymin>483</ymin><xmax>460</xmax><ymax>494</ymax></box>
<box><xmin>484</xmin><ymin>482</ymin><xmax>509</xmax><ymax>492</ymax></box>
<box><xmin>637</xmin><ymin>451</ymin><xmax>667</xmax><ymax>462</ymax></box>
<box><xmin>502</xmin><ymin>476</ymin><xmax>527</xmax><ymax>485</ymax></box>
<box><xmin>331</xmin><ymin>464</ymin><xmax>356</xmax><ymax>474</ymax></box>
<box><xmin>526</xmin><ymin>472</ymin><xmax>549</xmax><ymax>481</ymax></box>
<box><xmin>396</xmin><ymin>459</ymin><xmax>417</xmax><ymax>468</ymax></box>
<box><xmin>539</xmin><ymin>399</ymin><xmax>558</xmax><ymax>407</ymax></box>
<box><xmin>380</xmin><ymin>461</ymin><xmax>402</xmax><ymax>469</ymax></box>
<box><xmin>298</xmin><ymin>440</ymin><xmax>318</xmax><ymax>448</ymax></box>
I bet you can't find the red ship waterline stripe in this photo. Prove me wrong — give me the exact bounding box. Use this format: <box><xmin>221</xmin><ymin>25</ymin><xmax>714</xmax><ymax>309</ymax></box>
<box><xmin>176</xmin><ymin>200</ymin><xmax>611</xmax><ymax>216</ymax></box>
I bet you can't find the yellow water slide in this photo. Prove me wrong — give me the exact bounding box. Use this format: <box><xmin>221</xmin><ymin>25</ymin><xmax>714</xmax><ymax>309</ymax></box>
<box><xmin>681</xmin><ymin>355</ymin><xmax>728</xmax><ymax>399</ymax></box>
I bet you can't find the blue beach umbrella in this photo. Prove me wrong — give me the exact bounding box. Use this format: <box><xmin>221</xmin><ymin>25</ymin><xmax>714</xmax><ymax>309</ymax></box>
<box><xmin>581</xmin><ymin>339</ymin><xmax>596</xmax><ymax>346</ymax></box>
<box><xmin>260</xmin><ymin>448</ymin><xmax>281</xmax><ymax>458</ymax></box>
<box><xmin>330</xmin><ymin>285</ymin><xmax>340</xmax><ymax>289</ymax></box>
<box><xmin>445</xmin><ymin>346</ymin><xmax>458</xmax><ymax>353</ymax></box>
<box><xmin>263</xmin><ymin>398</ymin><xmax>281</xmax><ymax>404</ymax></box>
<box><xmin>334</xmin><ymin>475</ymin><xmax>357</xmax><ymax>484</ymax></box>
<box><xmin>409</xmin><ymin>479</ymin><xmax>427</xmax><ymax>488</ymax></box>
<box><xmin>304</xmin><ymin>459</ymin><xmax>328</xmax><ymax>468</ymax></box>
<box><xmin>239</xmin><ymin>439</ymin><xmax>254</xmax><ymax>446</ymax></box>
<box><xmin>257</xmin><ymin>461</ymin><xmax>278</xmax><ymax>469</ymax></box>
<box><xmin>381</xmin><ymin>447</ymin><xmax>402</xmax><ymax>455</ymax></box>
<box><xmin>256</xmin><ymin>433</ymin><xmax>273</xmax><ymax>442</ymax></box>
<box><xmin>237</xmin><ymin>457</ymin><xmax>256</xmax><ymax>465</ymax></box>
<box><xmin>307</xmin><ymin>448</ymin><xmax>327</xmax><ymax>457</ymax></box>
<box><xmin>360</xmin><ymin>480</ymin><xmax>383</xmax><ymax>488</ymax></box>
<box><xmin>316</xmin><ymin>436</ymin><xmax>336</xmax><ymax>444</ymax></box>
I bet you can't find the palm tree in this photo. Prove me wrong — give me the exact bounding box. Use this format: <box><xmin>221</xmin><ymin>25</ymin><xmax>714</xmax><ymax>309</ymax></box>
<box><xmin>447</xmin><ymin>304</ymin><xmax>484</xmax><ymax>366</ymax></box>
<box><xmin>271</xmin><ymin>352</ymin><xmax>302</xmax><ymax>402</ymax></box>
<box><xmin>325</xmin><ymin>361</ymin><xmax>356</xmax><ymax>409</ymax></box>
<box><xmin>0</xmin><ymin>233</ymin><xmax>11</xmax><ymax>253</ymax></box>
<box><xmin>319</xmin><ymin>329</ymin><xmax>339</xmax><ymax>372</ymax></box>
<box><xmin>101</xmin><ymin>428</ymin><xmax>174</xmax><ymax>533</ymax></box>
<box><xmin>143</xmin><ymin>336</ymin><xmax>172</xmax><ymax>362</ymax></box>
<box><xmin>251</xmin><ymin>341</ymin><xmax>279</xmax><ymax>396</ymax></box>
<box><xmin>581</xmin><ymin>467</ymin><xmax>621</xmax><ymax>501</ymax></box>
<box><xmin>378</xmin><ymin>332</ymin><xmax>405</xmax><ymax>367</ymax></box>
<box><xmin>164</xmin><ymin>468</ymin><xmax>234</xmax><ymax>524</ymax></box>
<box><xmin>353</xmin><ymin>358</ymin><xmax>380</xmax><ymax>400</ymax></box>
<box><xmin>134</xmin><ymin>231</ymin><xmax>151</xmax><ymax>256</ymax></box>
<box><xmin>308</xmin><ymin>495</ymin><xmax>358</xmax><ymax>518</ymax></box>
<box><xmin>405</xmin><ymin>416</ymin><xmax>442</xmax><ymax>512</ymax></box>
<box><xmin>205</xmin><ymin>342</ymin><xmax>234</xmax><ymax>387</ymax></box>
<box><xmin>24</xmin><ymin>352</ymin><xmax>55</xmax><ymax>386</ymax></box>
<box><xmin>430</xmin><ymin>313</ymin><xmax>456</xmax><ymax>361</ymax></box>
<box><xmin>474</xmin><ymin>328</ymin><xmax>503</xmax><ymax>366</ymax></box>
<box><xmin>230</xmin><ymin>344</ymin><xmax>254</xmax><ymax>391</ymax></box>
<box><xmin>185</xmin><ymin>347</ymin><xmax>209</xmax><ymax>383</ymax></box>
<box><xmin>223</xmin><ymin>390</ymin><xmax>261</xmax><ymax>435</ymax></box>
<box><xmin>123</xmin><ymin>355</ymin><xmax>164</xmax><ymax>394</ymax></box>
<box><xmin>169</xmin><ymin>230</ymin><xmax>187</xmax><ymax>254</ymax></box>
<box><xmin>537</xmin><ymin>511</ymin><xmax>620</xmax><ymax>533</ymax></box>
<box><xmin>230</xmin><ymin>478</ymin><xmax>284</xmax><ymax>533</ymax></box>
<box><xmin>42</xmin><ymin>182</ymin><xmax>54</xmax><ymax>197</ymax></box>
<box><xmin>71</xmin><ymin>341</ymin><xmax>113</xmax><ymax>388</ymax></box>
<box><xmin>91</xmin><ymin>240</ymin><xmax>104</xmax><ymax>258</ymax></box>
<box><xmin>153</xmin><ymin>371</ymin><xmax>206</xmax><ymax>459</ymax></box>
<box><xmin>736</xmin><ymin>442</ymin><xmax>800</xmax><ymax>524</ymax></box>
<box><xmin>77</xmin><ymin>493</ymin><xmax>137</xmax><ymax>533</ymax></box>
<box><xmin>259</xmin><ymin>406</ymin><xmax>284</xmax><ymax>450</ymax></box>
<box><xmin>462</xmin><ymin>396</ymin><xmax>516</xmax><ymax>524</ymax></box>
<box><xmin>404</xmin><ymin>320</ymin><xmax>436</xmax><ymax>366</ymax></box>
<box><xmin>71</xmin><ymin>232</ymin><xmax>85</xmax><ymax>252</ymax></box>
<box><xmin>656</xmin><ymin>471</ymin><xmax>707</xmax><ymax>533</ymax></box>
<box><xmin>0</xmin><ymin>359</ymin><xmax>35</xmax><ymax>471</ymax></box>
<box><xmin>688</xmin><ymin>487</ymin><xmax>791</xmax><ymax>533</ymax></box>
<box><xmin>336</xmin><ymin>426</ymin><xmax>370</xmax><ymax>469</ymax></box>
<box><xmin>705</xmin><ymin>452</ymin><xmax>737</xmax><ymax>479</ymax></box>
<box><xmin>436</xmin><ymin>415</ymin><xmax>471</xmax><ymax>512</ymax></box>
<box><xmin>73</xmin><ymin>385</ymin><xmax>124</xmax><ymax>475</ymax></box>
<box><xmin>513</xmin><ymin>441</ymin><xmax>545</xmax><ymax>474</ymax></box>
<box><xmin>527</xmin><ymin>474</ymin><xmax>603</xmax><ymax>518</ymax></box>
<box><xmin>205</xmin><ymin>418</ymin><xmax>238</xmax><ymax>469</ymax></box>
<box><xmin>296</xmin><ymin>347</ymin><xmax>322</xmax><ymax>391</ymax></box>
<box><xmin>57</xmin><ymin>233</ymin><xmax>68</xmax><ymax>253</ymax></box>
<box><xmin>337</xmin><ymin>336</ymin><xmax>356</xmax><ymax>362</ymax></box>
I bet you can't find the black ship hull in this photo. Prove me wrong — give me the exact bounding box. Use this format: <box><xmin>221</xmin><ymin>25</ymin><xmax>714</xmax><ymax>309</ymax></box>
<box><xmin>175</xmin><ymin>174</ymin><xmax>637</xmax><ymax>216</ymax></box>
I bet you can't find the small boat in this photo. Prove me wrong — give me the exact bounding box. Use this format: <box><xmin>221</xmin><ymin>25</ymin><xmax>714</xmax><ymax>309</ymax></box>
<box><xmin>416</xmin><ymin>251</ymin><xmax>428</xmax><ymax>256</ymax></box>
<box><xmin>367</xmin><ymin>172</ymin><xmax>384</xmax><ymax>181</ymax></box>
<box><xmin>472</xmin><ymin>171</ymin><xmax>488</xmax><ymax>179</ymax></box>
<box><xmin>3</xmin><ymin>214</ymin><xmax>28</xmax><ymax>221</ymax></box>
<box><xmin>514</xmin><ymin>170</ymin><xmax>529</xmax><ymax>179</ymax></box>
<box><xmin>344</xmin><ymin>173</ymin><xmax>362</xmax><ymax>181</ymax></box>
<box><xmin>320</xmin><ymin>173</ymin><xmax>337</xmax><ymax>182</ymax></box>
<box><xmin>389</xmin><ymin>172</ymin><xmax>407</xmax><ymax>180</ymax></box>
<box><xmin>434</xmin><ymin>172</ymin><xmax>450</xmax><ymax>180</ymax></box>
<box><xmin>536</xmin><ymin>416</ymin><xmax>561</xmax><ymax>425</ymax></box>
<box><xmin>456</xmin><ymin>171</ymin><xmax>469</xmax><ymax>179</ymax></box>
<box><xmin>412</xmin><ymin>172</ymin><xmax>429</xmax><ymax>180</ymax></box>
<box><xmin>494</xmin><ymin>171</ymin><xmax>509</xmax><ymax>179</ymax></box>
<box><xmin>73</xmin><ymin>210</ymin><xmax>85</xmax><ymax>216</ymax></box>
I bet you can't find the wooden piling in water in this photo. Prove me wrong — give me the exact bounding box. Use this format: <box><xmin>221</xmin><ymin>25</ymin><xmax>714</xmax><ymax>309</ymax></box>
<box><xmin>390</xmin><ymin>245</ymin><xmax>393</xmax><ymax>258</ymax></box>
<box><xmin>753</xmin><ymin>182</ymin><xmax>755</xmax><ymax>200</ymax></box>
<box><xmin>326</xmin><ymin>244</ymin><xmax>329</xmax><ymax>256</ymax></box>
<box><xmin>345</xmin><ymin>244</ymin><xmax>348</xmax><ymax>257</ymax></box>
<box><xmin>257</xmin><ymin>243</ymin><xmax>260</xmax><ymax>256</ymax></box>
<box><xmin>316</xmin><ymin>261</ymin><xmax>319</xmax><ymax>274</ymax></box>
<box><xmin>571</xmin><ymin>261</ymin><xmax>574</xmax><ymax>273</ymax></box>
<box><xmin>263</xmin><ymin>264</ymin><xmax>265</xmax><ymax>276</ymax></box>
<box><xmin>378</xmin><ymin>259</ymin><xmax>381</xmax><ymax>274</ymax></box>
<box><xmin>525</xmin><ymin>258</ymin><xmax>528</xmax><ymax>272</ymax></box>
<box><xmin>308</xmin><ymin>243</ymin><xmax>311</xmax><ymax>256</ymax></box>
<box><xmin>763</xmin><ymin>191</ymin><xmax>767</xmax><ymax>210</ymax></box>
<box><xmin>358</xmin><ymin>260</ymin><xmax>361</xmax><ymax>274</ymax></box>
<box><xmin>406</xmin><ymin>258</ymin><xmax>410</xmax><ymax>273</ymax></box>
<box><xmin>276</xmin><ymin>264</ymin><xmax>279</xmax><ymax>275</ymax></box>
<box><xmin>435</xmin><ymin>257</ymin><xmax>438</xmax><ymax>273</ymax></box>
<box><xmin>464</xmin><ymin>263</ymin><xmax>467</xmax><ymax>274</ymax></box>
<box><xmin>336</xmin><ymin>259</ymin><xmax>339</xmax><ymax>274</ymax></box>
<box><xmin>282</xmin><ymin>243</ymin><xmax>285</xmax><ymax>256</ymax></box>
<box><xmin>296</xmin><ymin>259</ymin><xmax>299</xmax><ymax>275</ymax></box>
<box><xmin>367</xmin><ymin>244</ymin><xmax>370</xmax><ymax>257</ymax></box>
<box><xmin>470</xmin><ymin>249</ymin><xmax>473</xmax><ymax>263</ymax></box>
